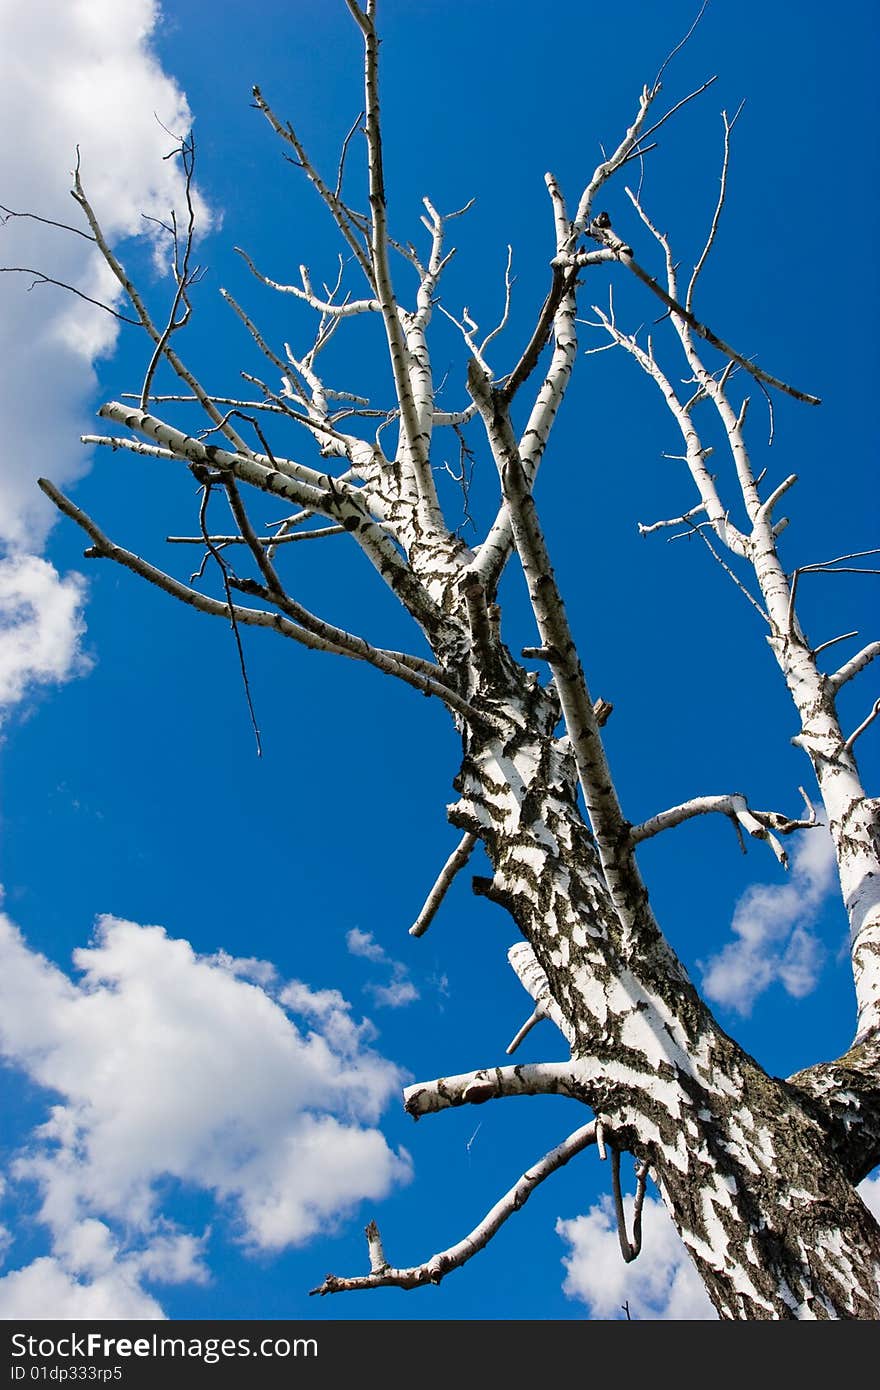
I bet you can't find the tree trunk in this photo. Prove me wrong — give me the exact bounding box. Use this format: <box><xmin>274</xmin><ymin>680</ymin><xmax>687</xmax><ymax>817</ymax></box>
<box><xmin>448</xmin><ymin>664</ymin><xmax>880</xmax><ymax>1319</ymax></box>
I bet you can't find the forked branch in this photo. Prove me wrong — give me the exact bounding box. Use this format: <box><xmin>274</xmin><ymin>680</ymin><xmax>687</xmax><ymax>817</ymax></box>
<box><xmin>631</xmin><ymin>789</ymin><xmax>817</xmax><ymax>868</ymax></box>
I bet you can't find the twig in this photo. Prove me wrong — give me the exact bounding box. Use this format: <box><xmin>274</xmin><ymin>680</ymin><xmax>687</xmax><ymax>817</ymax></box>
<box><xmin>686</xmin><ymin>102</ymin><xmax>744</xmax><ymax>313</ymax></box>
<box><xmin>166</xmin><ymin>527</ymin><xmax>346</xmax><ymax>547</ymax></box>
<box><xmin>688</xmin><ymin>522</ymin><xmax>770</xmax><ymax>623</ymax></box>
<box><xmin>844</xmin><ymin>699</ymin><xmax>880</xmax><ymax>753</ymax></box>
<box><xmin>141</xmin><ymin>131</ymin><xmax>199</xmax><ymax>409</ymax></box>
<box><xmin>197</xmin><ymin>480</ymin><xmax>263</xmax><ymax>756</ymax></box>
<box><xmin>812</xmin><ymin>631</ymin><xmax>859</xmax><ymax>659</ymax></box>
<box><xmin>0</xmin><ymin>267</ymin><xmax>141</xmax><ymax>323</ymax></box>
<box><xmin>577</xmin><ymin>218</ymin><xmax>821</xmax><ymax>405</ymax></box>
<box><xmin>653</xmin><ymin>0</ymin><xmax>710</xmax><ymax>88</ymax></box>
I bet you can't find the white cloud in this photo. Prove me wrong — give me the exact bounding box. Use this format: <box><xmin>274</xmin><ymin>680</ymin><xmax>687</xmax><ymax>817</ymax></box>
<box><xmin>0</xmin><ymin>0</ymin><xmax>210</xmax><ymax>713</ymax></box>
<box><xmin>0</xmin><ymin>1258</ymin><xmax>164</xmax><ymax>1320</ymax></box>
<box><xmin>346</xmin><ymin>928</ymin><xmax>388</xmax><ymax>963</ymax></box>
<box><xmin>0</xmin><ymin>555</ymin><xmax>89</xmax><ymax>710</ymax></box>
<box><xmin>0</xmin><ymin>911</ymin><xmax>410</xmax><ymax>1317</ymax></box>
<box><xmin>700</xmin><ymin>825</ymin><xmax>837</xmax><ymax>1015</ymax></box>
<box><xmin>557</xmin><ymin>1194</ymin><xmax>715</xmax><ymax>1321</ymax></box>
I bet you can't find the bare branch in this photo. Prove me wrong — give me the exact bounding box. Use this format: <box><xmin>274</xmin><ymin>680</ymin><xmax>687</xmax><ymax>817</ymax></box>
<box><xmin>71</xmin><ymin>164</ymin><xmax>252</xmax><ymax>452</ymax></box>
<box><xmin>251</xmin><ymin>84</ymin><xmax>373</xmax><ymax>284</ymax></box>
<box><xmin>0</xmin><ymin>267</ymin><xmax>141</xmax><ymax>324</ymax></box>
<box><xmin>95</xmin><ymin>401</ymin><xmax>444</xmax><ymax>621</ymax></box>
<box><xmin>140</xmin><ymin>134</ymin><xmax>200</xmax><ymax>409</ymax></box>
<box><xmin>689</xmin><ymin>522</ymin><xmax>770</xmax><ymax>622</ymax></box>
<box><xmin>220</xmin><ymin>287</ymin><xmax>291</xmax><ymax>380</ymax></box>
<box><xmin>127</xmin><ymin>392</ymin><xmax>290</xmax><ymax>416</ymax></box>
<box><xmin>334</xmin><ymin>109</ymin><xmax>365</xmax><ymax>200</ymax></box>
<box><xmin>310</xmin><ymin>1122</ymin><xmax>597</xmax><ymax>1295</ymax></box>
<box><xmin>844</xmin><ymin>699</ymin><xmax>880</xmax><ymax>753</ymax></box>
<box><xmin>813</xmin><ymin>631</ymin><xmax>860</xmax><ymax>659</ymax></box>
<box><xmin>403</xmin><ymin>1061</ymin><xmax>587</xmax><ymax>1118</ymax></box>
<box><xmin>480</xmin><ymin>244</ymin><xmax>515</xmax><ymax>355</ymax></box>
<box><xmin>572</xmin><ymin>83</ymin><xmax>662</xmax><ymax>236</ymax></box>
<box><xmin>686</xmin><ymin>102</ymin><xmax>744</xmax><ymax>313</ymax></box>
<box><xmin>754</xmin><ymin>473</ymin><xmax>798</xmax><ymax>530</ymax></box>
<box><xmin>166</xmin><ymin>527</ymin><xmax>346</xmax><ymax>547</ymax></box>
<box><xmin>653</xmin><ymin>0</ymin><xmax>710</xmax><ymax>88</ymax></box>
<box><xmin>568</xmin><ymin>215</ymin><xmax>821</xmax><ymax>405</ymax></box>
<box><xmin>506</xmin><ymin>942</ymin><xmax>575</xmax><ymax>1049</ymax></box>
<box><xmin>466</xmin><ymin>362</ymin><xmax>669</xmax><ymax>956</ymax></box>
<box><xmin>501</xmin><ymin>264</ymin><xmax>580</xmax><ymax>405</ymax></box>
<box><xmin>196</xmin><ymin>478</ymin><xmax>263</xmax><ymax>756</ymax></box>
<box><xmin>631</xmin><ymin>791</ymin><xmax>817</xmax><ymax>868</ymax></box>
<box><xmin>638</xmin><ymin>503</ymin><xmax>706</xmax><ymax>536</ymax></box>
<box><xmin>83</xmin><ymin>433</ymin><xmax>177</xmax><ymax>463</ymax></box>
<box><xmin>38</xmin><ymin>479</ymin><xmax>490</xmax><ymax>731</ymax></box>
<box><xmin>506</xmin><ymin>1008</ymin><xmax>549</xmax><ymax>1056</ymax></box>
<box><xmin>409</xmin><ymin>832</ymin><xmax>478</xmax><ymax>938</ymax></box>
<box><xmin>235</xmin><ymin>246</ymin><xmax>380</xmax><ymax>316</ymax></box>
<box><xmin>828</xmin><ymin>641</ymin><xmax>880</xmax><ymax>693</ymax></box>
<box><xmin>351</xmin><ymin>7</ymin><xmax>445</xmax><ymax>528</ymax></box>
<box><xmin>610</xmin><ymin>1147</ymin><xmax>650</xmax><ymax>1264</ymax></box>
<box><xmin>0</xmin><ymin>202</ymin><xmax>95</xmax><ymax>241</ymax></box>
<box><xmin>636</xmin><ymin>76</ymin><xmax>720</xmax><ymax>148</ymax></box>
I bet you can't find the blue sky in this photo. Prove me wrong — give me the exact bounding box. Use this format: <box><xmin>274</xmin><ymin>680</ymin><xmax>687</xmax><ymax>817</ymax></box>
<box><xmin>0</xmin><ymin>0</ymin><xmax>877</xmax><ymax>1321</ymax></box>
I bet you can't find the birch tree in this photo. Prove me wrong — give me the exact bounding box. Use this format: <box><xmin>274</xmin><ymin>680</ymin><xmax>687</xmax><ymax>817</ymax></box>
<box><xmin>18</xmin><ymin>0</ymin><xmax>879</xmax><ymax>1318</ymax></box>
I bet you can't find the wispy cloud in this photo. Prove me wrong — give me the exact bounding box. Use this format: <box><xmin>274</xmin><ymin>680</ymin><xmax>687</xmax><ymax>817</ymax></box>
<box><xmin>557</xmin><ymin>1194</ymin><xmax>715</xmax><ymax>1320</ymax></box>
<box><xmin>367</xmin><ymin>974</ymin><xmax>420</xmax><ymax>1009</ymax></box>
<box><xmin>700</xmin><ymin>824</ymin><xmax>837</xmax><ymax>1015</ymax></box>
<box><xmin>346</xmin><ymin>928</ymin><xmax>420</xmax><ymax>1009</ymax></box>
<box><xmin>0</xmin><ymin>910</ymin><xmax>410</xmax><ymax>1318</ymax></box>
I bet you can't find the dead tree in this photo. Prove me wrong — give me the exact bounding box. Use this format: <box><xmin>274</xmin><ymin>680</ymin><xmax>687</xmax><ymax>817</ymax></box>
<box><xmin>25</xmin><ymin>0</ymin><xmax>879</xmax><ymax>1317</ymax></box>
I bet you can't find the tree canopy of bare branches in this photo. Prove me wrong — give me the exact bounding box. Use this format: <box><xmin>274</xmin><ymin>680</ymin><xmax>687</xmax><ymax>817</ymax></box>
<box><xmin>11</xmin><ymin>0</ymin><xmax>879</xmax><ymax>1319</ymax></box>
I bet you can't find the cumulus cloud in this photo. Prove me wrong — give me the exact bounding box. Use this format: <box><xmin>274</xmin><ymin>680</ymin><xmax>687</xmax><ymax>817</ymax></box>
<box><xmin>0</xmin><ymin>1258</ymin><xmax>165</xmax><ymax>1320</ymax></box>
<box><xmin>0</xmin><ymin>555</ymin><xmax>90</xmax><ymax>708</ymax></box>
<box><xmin>700</xmin><ymin>824</ymin><xmax>837</xmax><ymax>1015</ymax></box>
<box><xmin>557</xmin><ymin>1194</ymin><xmax>715</xmax><ymax>1321</ymax></box>
<box><xmin>0</xmin><ymin>911</ymin><xmax>410</xmax><ymax>1317</ymax></box>
<box><xmin>0</xmin><ymin>0</ymin><xmax>210</xmax><ymax>714</ymax></box>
